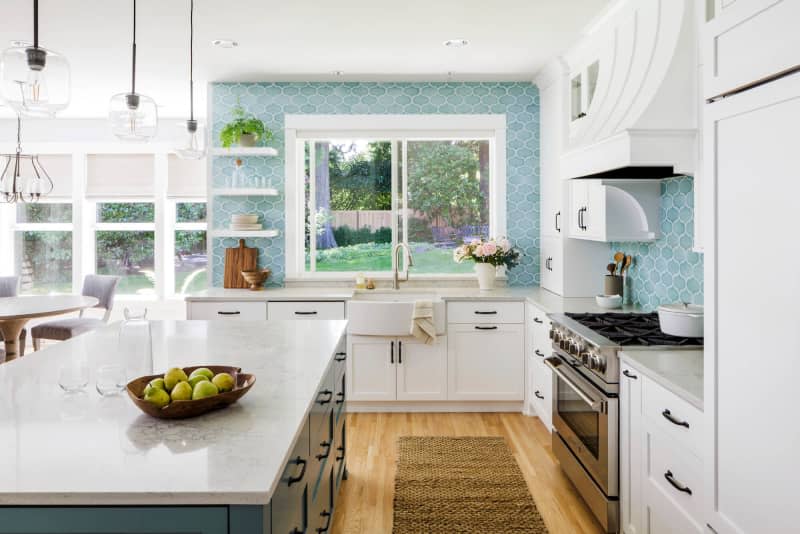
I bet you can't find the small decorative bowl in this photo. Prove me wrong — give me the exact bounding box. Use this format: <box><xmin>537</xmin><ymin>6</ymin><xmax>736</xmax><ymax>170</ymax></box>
<box><xmin>241</xmin><ymin>269</ymin><xmax>271</xmax><ymax>290</ymax></box>
<box><xmin>596</xmin><ymin>294</ymin><xmax>623</xmax><ymax>309</ymax></box>
<box><xmin>127</xmin><ymin>365</ymin><xmax>256</xmax><ymax>420</ymax></box>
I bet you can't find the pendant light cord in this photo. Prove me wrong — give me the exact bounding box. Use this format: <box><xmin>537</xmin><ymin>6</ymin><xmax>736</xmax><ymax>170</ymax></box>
<box><xmin>33</xmin><ymin>0</ymin><xmax>39</xmax><ymax>49</ymax></box>
<box><xmin>189</xmin><ymin>0</ymin><xmax>194</xmax><ymax>121</ymax></box>
<box><xmin>131</xmin><ymin>0</ymin><xmax>137</xmax><ymax>95</ymax></box>
<box><xmin>15</xmin><ymin>116</ymin><xmax>22</xmax><ymax>154</ymax></box>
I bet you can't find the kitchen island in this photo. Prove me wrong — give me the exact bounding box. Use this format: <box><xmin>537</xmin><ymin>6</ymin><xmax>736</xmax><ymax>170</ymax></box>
<box><xmin>0</xmin><ymin>319</ymin><xmax>348</xmax><ymax>533</ymax></box>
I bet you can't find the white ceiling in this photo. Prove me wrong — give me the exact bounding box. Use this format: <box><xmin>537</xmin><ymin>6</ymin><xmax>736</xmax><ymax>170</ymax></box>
<box><xmin>0</xmin><ymin>0</ymin><xmax>609</xmax><ymax>119</ymax></box>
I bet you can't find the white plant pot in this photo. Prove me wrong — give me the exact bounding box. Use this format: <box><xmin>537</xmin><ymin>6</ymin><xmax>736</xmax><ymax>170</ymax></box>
<box><xmin>474</xmin><ymin>263</ymin><xmax>497</xmax><ymax>291</ymax></box>
<box><xmin>238</xmin><ymin>133</ymin><xmax>257</xmax><ymax>147</ymax></box>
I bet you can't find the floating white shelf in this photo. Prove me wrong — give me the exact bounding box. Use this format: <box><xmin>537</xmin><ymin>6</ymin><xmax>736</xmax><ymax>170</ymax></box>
<box><xmin>210</xmin><ymin>229</ymin><xmax>280</xmax><ymax>238</ymax></box>
<box><xmin>212</xmin><ymin>188</ymin><xmax>279</xmax><ymax>197</ymax></box>
<box><xmin>210</xmin><ymin>147</ymin><xmax>279</xmax><ymax>157</ymax></box>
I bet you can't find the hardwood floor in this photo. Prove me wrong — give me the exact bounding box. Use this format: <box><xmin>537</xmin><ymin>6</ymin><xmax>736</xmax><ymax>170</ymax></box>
<box><xmin>331</xmin><ymin>412</ymin><xmax>604</xmax><ymax>534</ymax></box>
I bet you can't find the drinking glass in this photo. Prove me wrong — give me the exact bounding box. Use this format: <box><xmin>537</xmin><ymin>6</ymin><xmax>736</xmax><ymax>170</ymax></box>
<box><xmin>58</xmin><ymin>363</ymin><xmax>89</xmax><ymax>393</ymax></box>
<box><xmin>96</xmin><ymin>365</ymin><xmax>127</xmax><ymax>397</ymax></box>
<box><xmin>119</xmin><ymin>307</ymin><xmax>153</xmax><ymax>378</ymax></box>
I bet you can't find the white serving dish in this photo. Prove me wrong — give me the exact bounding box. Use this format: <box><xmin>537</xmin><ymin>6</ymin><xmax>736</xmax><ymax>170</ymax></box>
<box><xmin>657</xmin><ymin>303</ymin><xmax>704</xmax><ymax>337</ymax></box>
<box><xmin>596</xmin><ymin>294</ymin><xmax>623</xmax><ymax>309</ymax></box>
<box><xmin>231</xmin><ymin>214</ymin><xmax>259</xmax><ymax>224</ymax></box>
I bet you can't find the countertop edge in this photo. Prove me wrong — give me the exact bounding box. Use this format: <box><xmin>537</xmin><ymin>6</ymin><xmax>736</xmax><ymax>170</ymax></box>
<box><xmin>619</xmin><ymin>351</ymin><xmax>704</xmax><ymax>411</ymax></box>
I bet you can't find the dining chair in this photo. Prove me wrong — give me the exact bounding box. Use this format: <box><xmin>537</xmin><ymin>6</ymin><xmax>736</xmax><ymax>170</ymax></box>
<box><xmin>31</xmin><ymin>275</ymin><xmax>120</xmax><ymax>350</ymax></box>
<box><xmin>0</xmin><ymin>276</ymin><xmax>25</xmax><ymax>358</ymax></box>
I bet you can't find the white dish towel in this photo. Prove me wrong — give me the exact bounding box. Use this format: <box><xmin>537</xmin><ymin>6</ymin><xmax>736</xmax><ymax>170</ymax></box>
<box><xmin>410</xmin><ymin>300</ymin><xmax>436</xmax><ymax>345</ymax></box>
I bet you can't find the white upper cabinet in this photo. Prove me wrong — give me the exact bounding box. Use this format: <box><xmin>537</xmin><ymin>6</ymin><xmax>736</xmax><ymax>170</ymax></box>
<box><xmin>568</xmin><ymin>179</ymin><xmax>661</xmax><ymax>242</ymax></box>
<box><xmin>704</xmin><ymin>0</ymin><xmax>800</xmax><ymax>99</ymax></box>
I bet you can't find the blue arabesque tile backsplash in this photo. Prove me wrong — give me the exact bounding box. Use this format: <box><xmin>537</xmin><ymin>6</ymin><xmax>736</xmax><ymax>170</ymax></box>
<box><xmin>210</xmin><ymin>82</ymin><xmax>541</xmax><ymax>287</ymax></box>
<box><xmin>611</xmin><ymin>176</ymin><xmax>704</xmax><ymax>310</ymax></box>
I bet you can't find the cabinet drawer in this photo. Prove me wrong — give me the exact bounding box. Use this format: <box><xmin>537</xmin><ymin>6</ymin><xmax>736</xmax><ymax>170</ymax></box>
<box><xmin>271</xmin><ymin>418</ymin><xmax>310</xmax><ymax>534</ymax></box>
<box><xmin>268</xmin><ymin>301</ymin><xmax>345</xmax><ymax>320</ymax></box>
<box><xmin>643</xmin><ymin>427</ymin><xmax>704</xmax><ymax>532</ymax></box>
<box><xmin>310</xmin><ymin>461</ymin><xmax>334</xmax><ymax>534</ymax></box>
<box><xmin>188</xmin><ymin>301</ymin><xmax>266</xmax><ymax>320</ymax></box>
<box><xmin>447</xmin><ymin>301</ymin><xmax>524</xmax><ymax>324</ymax></box>
<box><xmin>642</xmin><ymin>376</ymin><xmax>702</xmax><ymax>458</ymax></box>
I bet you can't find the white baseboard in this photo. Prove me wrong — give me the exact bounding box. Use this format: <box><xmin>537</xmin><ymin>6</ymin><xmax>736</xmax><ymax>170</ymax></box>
<box><xmin>346</xmin><ymin>401</ymin><xmax>525</xmax><ymax>413</ymax></box>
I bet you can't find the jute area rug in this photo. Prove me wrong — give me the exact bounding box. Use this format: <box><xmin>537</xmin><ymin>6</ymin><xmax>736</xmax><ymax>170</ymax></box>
<box><xmin>393</xmin><ymin>436</ymin><xmax>549</xmax><ymax>534</ymax></box>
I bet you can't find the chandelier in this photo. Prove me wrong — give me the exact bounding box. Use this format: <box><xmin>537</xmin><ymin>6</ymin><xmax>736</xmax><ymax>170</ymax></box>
<box><xmin>1</xmin><ymin>116</ymin><xmax>54</xmax><ymax>203</ymax></box>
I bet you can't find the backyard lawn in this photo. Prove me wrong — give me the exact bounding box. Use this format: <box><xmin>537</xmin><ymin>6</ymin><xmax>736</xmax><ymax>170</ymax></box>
<box><xmin>311</xmin><ymin>242</ymin><xmax>474</xmax><ymax>274</ymax></box>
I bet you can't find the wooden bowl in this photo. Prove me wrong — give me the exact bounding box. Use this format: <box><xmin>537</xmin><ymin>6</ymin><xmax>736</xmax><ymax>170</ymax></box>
<box><xmin>241</xmin><ymin>269</ymin><xmax>271</xmax><ymax>290</ymax></box>
<box><xmin>127</xmin><ymin>365</ymin><xmax>256</xmax><ymax>420</ymax></box>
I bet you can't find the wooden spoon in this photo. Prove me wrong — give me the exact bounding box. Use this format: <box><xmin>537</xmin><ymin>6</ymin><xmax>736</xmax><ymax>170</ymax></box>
<box><xmin>613</xmin><ymin>251</ymin><xmax>625</xmax><ymax>274</ymax></box>
<box><xmin>621</xmin><ymin>255</ymin><xmax>632</xmax><ymax>275</ymax></box>
<box><xmin>606</xmin><ymin>263</ymin><xmax>617</xmax><ymax>276</ymax></box>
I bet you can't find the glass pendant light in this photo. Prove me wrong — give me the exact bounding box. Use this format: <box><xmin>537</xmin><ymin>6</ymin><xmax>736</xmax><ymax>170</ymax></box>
<box><xmin>0</xmin><ymin>116</ymin><xmax>54</xmax><ymax>203</ymax></box>
<box><xmin>109</xmin><ymin>0</ymin><xmax>158</xmax><ymax>141</ymax></box>
<box><xmin>174</xmin><ymin>0</ymin><xmax>207</xmax><ymax>159</ymax></box>
<box><xmin>0</xmin><ymin>0</ymin><xmax>71</xmax><ymax>117</ymax></box>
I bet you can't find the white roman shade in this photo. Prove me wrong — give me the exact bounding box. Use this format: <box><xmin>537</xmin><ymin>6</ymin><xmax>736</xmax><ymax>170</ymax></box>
<box><xmin>36</xmin><ymin>155</ymin><xmax>72</xmax><ymax>197</ymax></box>
<box><xmin>86</xmin><ymin>154</ymin><xmax>155</xmax><ymax>198</ymax></box>
<box><xmin>167</xmin><ymin>155</ymin><xmax>206</xmax><ymax>197</ymax></box>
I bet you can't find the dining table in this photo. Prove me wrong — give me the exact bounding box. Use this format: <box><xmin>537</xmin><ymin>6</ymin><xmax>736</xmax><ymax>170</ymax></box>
<box><xmin>0</xmin><ymin>295</ymin><xmax>99</xmax><ymax>362</ymax></box>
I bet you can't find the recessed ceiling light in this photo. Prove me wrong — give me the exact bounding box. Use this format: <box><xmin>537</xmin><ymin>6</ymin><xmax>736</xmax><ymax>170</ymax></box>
<box><xmin>9</xmin><ymin>40</ymin><xmax>32</xmax><ymax>47</ymax></box>
<box><xmin>212</xmin><ymin>39</ymin><xmax>238</xmax><ymax>48</ymax></box>
<box><xmin>443</xmin><ymin>39</ymin><xmax>468</xmax><ymax>48</ymax></box>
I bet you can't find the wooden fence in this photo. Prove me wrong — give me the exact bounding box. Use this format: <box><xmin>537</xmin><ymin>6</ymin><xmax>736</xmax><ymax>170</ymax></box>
<box><xmin>331</xmin><ymin>210</ymin><xmax>392</xmax><ymax>230</ymax></box>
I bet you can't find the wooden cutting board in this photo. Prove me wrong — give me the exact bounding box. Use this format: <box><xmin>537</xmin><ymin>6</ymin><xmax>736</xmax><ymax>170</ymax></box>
<box><xmin>223</xmin><ymin>239</ymin><xmax>258</xmax><ymax>288</ymax></box>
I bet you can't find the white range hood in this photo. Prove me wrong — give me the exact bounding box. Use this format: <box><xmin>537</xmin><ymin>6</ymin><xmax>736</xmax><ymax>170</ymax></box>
<box><xmin>561</xmin><ymin>0</ymin><xmax>698</xmax><ymax>179</ymax></box>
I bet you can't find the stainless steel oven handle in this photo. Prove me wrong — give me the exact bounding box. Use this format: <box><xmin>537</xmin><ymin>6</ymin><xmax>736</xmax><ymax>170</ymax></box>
<box><xmin>544</xmin><ymin>358</ymin><xmax>602</xmax><ymax>411</ymax></box>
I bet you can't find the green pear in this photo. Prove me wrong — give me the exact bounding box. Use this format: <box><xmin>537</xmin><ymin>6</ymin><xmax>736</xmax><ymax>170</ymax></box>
<box><xmin>170</xmin><ymin>381</ymin><xmax>193</xmax><ymax>401</ymax></box>
<box><xmin>188</xmin><ymin>374</ymin><xmax>210</xmax><ymax>388</ymax></box>
<box><xmin>189</xmin><ymin>368</ymin><xmax>214</xmax><ymax>380</ymax></box>
<box><xmin>163</xmin><ymin>367</ymin><xmax>189</xmax><ymax>391</ymax></box>
<box><xmin>143</xmin><ymin>377</ymin><xmax>166</xmax><ymax>396</ymax></box>
<box><xmin>192</xmin><ymin>380</ymin><xmax>219</xmax><ymax>400</ymax></box>
<box><xmin>144</xmin><ymin>387</ymin><xmax>170</xmax><ymax>408</ymax></box>
<box><xmin>212</xmin><ymin>372</ymin><xmax>235</xmax><ymax>393</ymax></box>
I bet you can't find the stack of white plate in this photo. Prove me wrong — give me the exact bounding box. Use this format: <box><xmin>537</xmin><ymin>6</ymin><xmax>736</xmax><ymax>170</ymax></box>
<box><xmin>230</xmin><ymin>214</ymin><xmax>262</xmax><ymax>231</ymax></box>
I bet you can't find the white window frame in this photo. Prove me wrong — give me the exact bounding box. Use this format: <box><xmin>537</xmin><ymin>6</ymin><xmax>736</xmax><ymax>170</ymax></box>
<box><xmin>169</xmin><ymin>198</ymin><xmax>208</xmax><ymax>297</ymax></box>
<box><xmin>284</xmin><ymin>114</ymin><xmax>507</xmax><ymax>280</ymax></box>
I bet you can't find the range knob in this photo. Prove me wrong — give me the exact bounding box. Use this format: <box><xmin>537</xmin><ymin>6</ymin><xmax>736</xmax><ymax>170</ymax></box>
<box><xmin>570</xmin><ymin>339</ymin><xmax>584</xmax><ymax>357</ymax></box>
<box><xmin>595</xmin><ymin>355</ymin><xmax>607</xmax><ymax>373</ymax></box>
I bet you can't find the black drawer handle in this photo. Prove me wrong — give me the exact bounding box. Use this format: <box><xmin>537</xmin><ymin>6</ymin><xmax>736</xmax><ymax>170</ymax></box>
<box><xmin>316</xmin><ymin>440</ymin><xmax>332</xmax><ymax>460</ymax></box>
<box><xmin>317</xmin><ymin>390</ymin><xmax>333</xmax><ymax>405</ymax></box>
<box><xmin>398</xmin><ymin>340</ymin><xmax>402</xmax><ymax>364</ymax></box>
<box><xmin>287</xmin><ymin>456</ymin><xmax>307</xmax><ymax>486</ymax></box>
<box><xmin>336</xmin><ymin>445</ymin><xmax>345</xmax><ymax>462</ymax></box>
<box><xmin>474</xmin><ymin>326</ymin><xmax>498</xmax><ymax>330</ymax></box>
<box><xmin>622</xmin><ymin>369</ymin><xmax>638</xmax><ymax>379</ymax></box>
<box><xmin>390</xmin><ymin>340</ymin><xmax>394</xmax><ymax>364</ymax></box>
<box><xmin>533</xmin><ymin>317</ymin><xmax>543</xmax><ymax>324</ymax></box>
<box><xmin>334</xmin><ymin>352</ymin><xmax>346</xmax><ymax>362</ymax></box>
<box><xmin>217</xmin><ymin>311</ymin><xmax>240</xmax><ymax>315</ymax></box>
<box><xmin>534</xmin><ymin>390</ymin><xmax>544</xmax><ymax>400</ymax></box>
<box><xmin>294</xmin><ymin>311</ymin><xmax>318</xmax><ymax>315</ymax></box>
<box><xmin>534</xmin><ymin>349</ymin><xmax>545</xmax><ymax>358</ymax></box>
<box><xmin>662</xmin><ymin>409</ymin><xmax>690</xmax><ymax>428</ymax></box>
<box><xmin>335</xmin><ymin>391</ymin><xmax>345</xmax><ymax>404</ymax></box>
<box><xmin>316</xmin><ymin>510</ymin><xmax>332</xmax><ymax>533</ymax></box>
<box><xmin>664</xmin><ymin>470</ymin><xmax>692</xmax><ymax>495</ymax></box>
<box><xmin>474</xmin><ymin>310</ymin><xmax>498</xmax><ymax>315</ymax></box>
<box><xmin>555</xmin><ymin>211</ymin><xmax>561</xmax><ymax>232</ymax></box>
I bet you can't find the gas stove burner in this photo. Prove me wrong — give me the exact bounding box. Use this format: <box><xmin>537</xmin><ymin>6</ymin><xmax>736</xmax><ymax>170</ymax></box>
<box><xmin>565</xmin><ymin>312</ymin><xmax>703</xmax><ymax>347</ymax></box>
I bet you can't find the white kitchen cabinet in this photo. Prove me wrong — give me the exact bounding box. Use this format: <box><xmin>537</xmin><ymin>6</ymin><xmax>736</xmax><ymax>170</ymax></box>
<box><xmin>620</xmin><ymin>363</ymin><xmax>643</xmax><ymax>534</ymax></box>
<box><xmin>447</xmin><ymin>301</ymin><xmax>524</xmax><ymax>324</ymax></box>
<box><xmin>568</xmin><ymin>179</ymin><xmax>661</xmax><ymax>242</ymax></box>
<box><xmin>187</xmin><ymin>301</ymin><xmax>267</xmax><ymax>320</ymax></box>
<box><xmin>526</xmin><ymin>303</ymin><xmax>553</xmax><ymax>429</ymax></box>
<box><xmin>268</xmin><ymin>301</ymin><xmax>345</xmax><ymax>320</ymax></box>
<box><xmin>347</xmin><ymin>335</ymin><xmax>446</xmax><ymax>402</ymax></box>
<box><xmin>705</xmin><ymin>0</ymin><xmax>800</xmax><ymax>99</ymax></box>
<box><xmin>704</xmin><ymin>71</ymin><xmax>799</xmax><ymax>534</ymax></box>
<box><xmin>539</xmin><ymin>236</ymin><xmax>563</xmax><ymax>294</ymax></box>
<box><xmin>447</xmin><ymin>323</ymin><xmax>525</xmax><ymax>401</ymax></box>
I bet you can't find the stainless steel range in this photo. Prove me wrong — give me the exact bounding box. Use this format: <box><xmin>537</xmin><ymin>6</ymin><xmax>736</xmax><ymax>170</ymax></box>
<box><xmin>546</xmin><ymin>312</ymin><xmax>702</xmax><ymax>534</ymax></box>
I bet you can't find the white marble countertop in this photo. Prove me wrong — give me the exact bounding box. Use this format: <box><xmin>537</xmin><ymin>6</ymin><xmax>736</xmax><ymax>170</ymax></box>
<box><xmin>0</xmin><ymin>320</ymin><xmax>347</xmax><ymax>506</ymax></box>
<box><xmin>619</xmin><ymin>349</ymin><xmax>704</xmax><ymax>410</ymax></box>
<box><xmin>185</xmin><ymin>286</ymin><xmax>641</xmax><ymax>315</ymax></box>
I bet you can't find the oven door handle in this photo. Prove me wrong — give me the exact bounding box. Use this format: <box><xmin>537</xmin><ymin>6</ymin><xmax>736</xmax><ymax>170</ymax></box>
<box><xmin>544</xmin><ymin>358</ymin><xmax>603</xmax><ymax>411</ymax></box>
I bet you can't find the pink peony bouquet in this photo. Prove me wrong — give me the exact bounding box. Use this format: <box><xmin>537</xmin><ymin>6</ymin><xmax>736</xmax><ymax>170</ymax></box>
<box><xmin>453</xmin><ymin>237</ymin><xmax>521</xmax><ymax>269</ymax></box>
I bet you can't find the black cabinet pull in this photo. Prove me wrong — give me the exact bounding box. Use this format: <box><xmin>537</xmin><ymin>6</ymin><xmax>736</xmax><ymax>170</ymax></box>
<box><xmin>474</xmin><ymin>310</ymin><xmax>498</xmax><ymax>315</ymax></box>
<box><xmin>474</xmin><ymin>326</ymin><xmax>498</xmax><ymax>330</ymax></box>
<box><xmin>623</xmin><ymin>369</ymin><xmax>638</xmax><ymax>380</ymax></box>
<box><xmin>534</xmin><ymin>349</ymin><xmax>545</xmax><ymax>358</ymax></box>
<box><xmin>335</xmin><ymin>445</ymin><xmax>345</xmax><ymax>462</ymax></box>
<box><xmin>294</xmin><ymin>311</ymin><xmax>318</xmax><ymax>315</ymax></box>
<box><xmin>534</xmin><ymin>390</ymin><xmax>545</xmax><ymax>400</ymax></box>
<box><xmin>316</xmin><ymin>510</ymin><xmax>332</xmax><ymax>533</ymax></box>
<box><xmin>316</xmin><ymin>441</ymin><xmax>332</xmax><ymax>460</ymax></box>
<box><xmin>287</xmin><ymin>456</ymin><xmax>307</xmax><ymax>486</ymax></box>
<box><xmin>217</xmin><ymin>310</ymin><xmax>240</xmax><ymax>315</ymax></box>
<box><xmin>316</xmin><ymin>390</ymin><xmax>333</xmax><ymax>405</ymax></box>
<box><xmin>533</xmin><ymin>317</ymin><xmax>543</xmax><ymax>324</ymax></box>
<box><xmin>398</xmin><ymin>341</ymin><xmax>403</xmax><ymax>364</ymax></box>
<box><xmin>662</xmin><ymin>409</ymin><xmax>690</xmax><ymax>428</ymax></box>
<box><xmin>334</xmin><ymin>352</ymin><xmax>346</xmax><ymax>362</ymax></box>
<box><xmin>664</xmin><ymin>470</ymin><xmax>692</xmax><ymax>495</ymax></box>
<box><xmin>335</xmin><ymin>391</ymin><xmax>345</xmax><ymax>404</ymax></box>
<box><xmin>390</xmin><ymin>340</ymin><xmax>394</xmax><ymax>364</ymax></box>
<box><xmin>555</xmin><ymin>211</ymin><xmax>561</xmax><ymax>232</ymax></box>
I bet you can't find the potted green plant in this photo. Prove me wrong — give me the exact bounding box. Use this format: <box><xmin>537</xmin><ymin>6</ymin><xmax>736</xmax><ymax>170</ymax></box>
<box><xmin>219</xmin><ymin>104</ymin><xmax>272</xmax><ymax>148</ymax></box>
